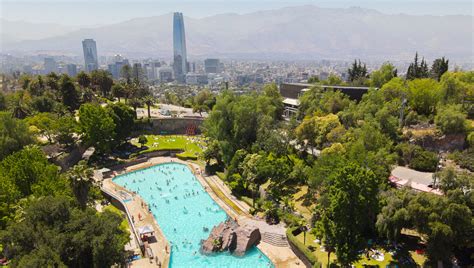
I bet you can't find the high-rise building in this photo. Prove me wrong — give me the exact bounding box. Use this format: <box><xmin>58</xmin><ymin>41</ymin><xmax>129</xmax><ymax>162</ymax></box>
<box><xmin>173</xmin><ymin>12</ymin><xmax>188</xmax><ymax>83</ymax></box>
<box><xmin>44</xmin><ymin>57</ymin><xmax>57</xmax><ymax>74</ymax></box>
<box><xmin>66</xmin><ymin>64</ymin><xmax>78</xmax><ymax>77</ymax></box>
<box><xmin>158</xmin><ymin>67</ymin><xmax>173</xmax><ymax>83</ymax></box>
<box><xmin>204</xmin><ymin>58</ymin><xmax>220</xmax><ymax>73</ymax></box>
<box><xmin>82</xmin><ymin>39</ymin><xmax>99</xmax><ymax>73</ymax></box>
<box><xmin>108</xmin><ymin>58</ymin><xmax>129</xmax><ymax>79</ymax></box>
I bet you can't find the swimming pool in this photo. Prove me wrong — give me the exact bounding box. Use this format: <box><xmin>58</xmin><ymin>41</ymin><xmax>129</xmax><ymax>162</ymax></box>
<box><xmin>113</xmin><ymin>162</ymin><xmax>274</xmax><ymax>268</ymax></box>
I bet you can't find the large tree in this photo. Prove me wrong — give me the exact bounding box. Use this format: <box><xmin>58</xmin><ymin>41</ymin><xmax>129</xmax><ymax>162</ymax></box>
<box><xmin>407</xmin><ymin>78</ymin><xmax>441</xmax><ymax>115</ymax></box>
<box><xmin>431</xmin><ymin>57</ymin><xmax>449</xmax><ymax>81</ymax></box>
<box><xmin>106</xmin><ymin>102</ymin><xmax>135</xmax><ymax>143</ymax></box>
<box><xmin>1</xmin><ymin>196</ymin><xmax>129</xmax><ymax>268</ymax></box>
<box><xmin>67</xmin><ymin>160</ymin><xmax>93</xmax><ymax>209</ymax></box>
<box><xmin>347</xmin><ymin>59</ymin><xmax>368</xmax><ymax>85</ymax></box>
<box><xmin>0</xmin><ymin>146</ymin><xmax>67</xmax><ymax>228</ymax></box>
<box><xmin>78</xmin><ymin>103</ymin><xmax>116</xmax><ymax>153</ymax></box>
<box><xmin>406</xmin><ymin>52</ymin><xmax>430</xmax><ymax>80</ymax></box>
<box><xmin>59</xmin><ymin>74</ymin><xmax>80</xmax><ymax>111</ymax></box>
<box><xmin>90</xmin><ymin>70</ymin><xmax>113</xmax><ymax>97</ymax></box>
<box><xmin>434</xmin><ymin>104</ymin><xmax>468</xmax><ymax>134</ymax></box>
<box><xmin>316</xmin><ymin>163</ymin><xmax>381</xmax><ymax>266</ymax></box>
<box><xmin>0</xmin><ymin>112</ymin><xmax>34</xmax><ymax>160</ymax></box>
<box><xmin>76</xmin><ymin>71</ymin><xmax>91</xmax><ymax>89</ymax></box>
<box><xmin>370</xmin><ymin>62</ymin><xmax>398</xmax><ymax>88</ymax></box>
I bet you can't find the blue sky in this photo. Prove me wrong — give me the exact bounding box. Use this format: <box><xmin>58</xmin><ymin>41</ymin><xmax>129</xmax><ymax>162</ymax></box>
<box><xmin>1</xmin><ymin>0</ymin><xmax>472</xmax><ymax>26</ymax></box>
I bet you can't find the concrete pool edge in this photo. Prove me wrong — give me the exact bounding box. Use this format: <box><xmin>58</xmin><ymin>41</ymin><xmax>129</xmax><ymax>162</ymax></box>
<box><xmin>100</xmin><ymin>157</ymin><xmax>303</xmax><ymax>268</ymax></box>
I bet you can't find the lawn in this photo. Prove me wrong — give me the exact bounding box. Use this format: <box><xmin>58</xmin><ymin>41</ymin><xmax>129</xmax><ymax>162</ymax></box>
<box><xmin>294</xmin><ymin>231</ymin><xmax>426</xmax><ymax>267</ymax></box>
<box><xmin>293</xmin><ymin>186</ymin><xmax>314</xmax><ymax>221</ymax></box>
<box><xmin>132</xmin><ymin>135</ymin><xmax>205</xmax><ymax>159</ymax></box>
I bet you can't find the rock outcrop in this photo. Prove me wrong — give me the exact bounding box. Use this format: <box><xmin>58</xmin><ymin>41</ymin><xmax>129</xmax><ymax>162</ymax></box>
<box><xmin>201</xmin><ymin>219</ymin><xmax>261</xmax><ymax>256</ymax></box>
<box><xmin>233</xmin><ymin>225</ymin><xmax>261</xmax><ymax>256</ymax></box>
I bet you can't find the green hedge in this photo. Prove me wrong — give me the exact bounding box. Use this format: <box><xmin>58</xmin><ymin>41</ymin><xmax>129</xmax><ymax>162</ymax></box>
<box><xmin>286</xmin><ymin>227</ymin><xmax>319</xmax><ymax>265</ymax></box>
<box><xmin>176</xmin><ymin>153</ymin><xmax>198</xmax><ymax>161</ymax></box>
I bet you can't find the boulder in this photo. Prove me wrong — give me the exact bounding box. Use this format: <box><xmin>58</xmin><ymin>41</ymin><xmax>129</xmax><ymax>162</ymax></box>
<box><xmin>201</xmin><ymin>219</ymin><xmax>261</xmax><ymax>256</ymax></box>
<box><xmin>233</xmin><ymin>225</ymin><xmax>261</xmax><ymax>256</ymax></box>
<box><xmin>201</xmin><ymin>220</ymin><xmax>238</xmax><ymax>254</ymax></box>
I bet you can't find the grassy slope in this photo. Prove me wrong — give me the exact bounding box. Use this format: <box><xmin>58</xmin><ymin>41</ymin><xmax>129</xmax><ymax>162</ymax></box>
<box><xmin>132</xmin><ymin>135</ymin><xmax>205</xmax><ymax>158</ymax></box>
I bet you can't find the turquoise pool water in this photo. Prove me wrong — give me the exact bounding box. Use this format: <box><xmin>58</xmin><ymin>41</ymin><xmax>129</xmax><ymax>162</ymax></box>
<box><xmin>113</xmin><ymin>162</ymin><xmax>274</xmax><ymax>268</ymax></box>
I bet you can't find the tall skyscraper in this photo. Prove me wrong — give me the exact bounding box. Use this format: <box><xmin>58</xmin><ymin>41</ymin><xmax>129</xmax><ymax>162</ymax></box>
<box><xmin>173</xmin><ymin>12</ymin><xmax>188</xmax><ymax>83</ymax></box>
<box><xmin>82</xmin><ymin>39</ymin><xmax>98</xmax><ymax>73</ymax></box>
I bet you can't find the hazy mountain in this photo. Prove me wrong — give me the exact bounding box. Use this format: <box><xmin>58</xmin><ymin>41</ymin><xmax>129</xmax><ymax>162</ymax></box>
<box><xmin>0</xmin><ymin>19</ymin><xmax>80</xmax><ymax>44</ymax></box>
<box><xmin>2</xmin><ymin>6</ymin><xmax>472</xmax><ymax>61</ymax></box>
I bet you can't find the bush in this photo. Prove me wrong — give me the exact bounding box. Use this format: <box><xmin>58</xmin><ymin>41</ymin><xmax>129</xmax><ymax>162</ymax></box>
<box><xmin>409</xmin><ymin>149</ymin><xmax>438</xmax><ymax>172</ymax></box>
<box><xmin>286</xmin><ymin>227</ymin><xmax>319</xmax><ymax>265</ymax></box>
<box><xmin>435</xmin><ymin>104</ymin><xmax>468</xmax><ymax>134</ymax></box>
<box><xmin>467</xmin><ymin>132</ymin><xmax>474</xmax><ymax>148</ymax></box>
<box><xmin>176</xmin><ymin>153</ymin><xmax>198</xmax><ymax>161</ymax></box>
<box><xmin>396</xmin><ymin>143</ymin><xmax>438</xmax><ymax>172</ymax></box>
<box><xmin>138</xmin><ymin>135</ymin><xmax>147</xmax><ymax>147</ymax></box>
<box><xmin>449</xmin><ymin>150</ymin><xmax>474</xmax><ymax>172</ymax></box>
<box><xmin>280</xmin><ymin>211</ymin><xmax>303</xmax><ymax>228</ymax></box>
<box><xmin>240</xmin><ymin>196</ymin><xmax>254</xmax><ymax>207</ymax></box>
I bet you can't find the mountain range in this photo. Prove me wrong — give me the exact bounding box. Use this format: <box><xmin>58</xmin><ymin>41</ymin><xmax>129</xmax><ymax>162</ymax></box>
<box><xmin>1</xmin><ymin>6</ymin><xmax>472</xmax><ymax>61</ymax></box>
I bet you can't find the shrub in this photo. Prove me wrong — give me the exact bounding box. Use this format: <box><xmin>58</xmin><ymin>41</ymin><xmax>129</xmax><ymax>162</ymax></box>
<box><xmin>240</xmin><ymin>196</ymin><xmax>254</xmax><ymax>207</ymax></box>
<box><xmin>396</xmin><ymin>143</ymin><xmax>438</xmax><ymax>172</ymax></box>
<box><xmin>313</xmin><ymin>262</ymin><xmax>322</xmax><ymax>268</ymax></box>
<box><xmin>409</xmin><ymin>149</ymin><xmax>438</xmax><ymax>172</ymax></box>
<box><xmin>467</xmin><ymin>132</ymin><xmax>474</xmax><ymax>148</ymax></box>
<box><xmin>286</xmin><ymin>227</ymin><xmax>319</xmax><ymax>265</ymax></box>
<box><xmin>280</xmin><ymin>211</ymin><xmax>303</xmax><ymax>228</ymax></box>
<box><xmin>434</xmin><ymin>104</ymin><xmax>468</xmax><ymax>134</ymax></box>
<box><xmin>138</xmin><ymin>135</ymin><xmax>147</xmax><ymax>147</ymax></box>
<box><xmin>176</xmin><ymin>154</ymin><xmax>198</xmax><ymax>161</ymax></box>
<box><xmin>449</xmin><ymin>150</ymin><xmax>474</xmax><ymax>172</ymax></box>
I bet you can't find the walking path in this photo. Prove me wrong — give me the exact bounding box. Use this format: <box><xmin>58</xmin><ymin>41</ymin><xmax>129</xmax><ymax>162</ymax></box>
<box><xmin>102</xmin><ymin>178</ymin><xmax>170</xmax><ymax>268</ymax></box>
<box><xmin>100</xmin><ymin>156</ymin><xmax>302</xmax><ymax>268</ymax></box>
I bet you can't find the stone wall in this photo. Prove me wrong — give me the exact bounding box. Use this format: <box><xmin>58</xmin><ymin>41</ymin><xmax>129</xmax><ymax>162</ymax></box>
<box><xmin>144</xmin><ymin>117</ymin><xmax>205</xmax><ymax>135</ymax></box>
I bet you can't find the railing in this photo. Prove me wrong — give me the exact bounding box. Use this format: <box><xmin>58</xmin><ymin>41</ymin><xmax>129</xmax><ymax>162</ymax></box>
<box><xmin>101</xmin><ymin>186</ymin><xmax>144</xmax><ymax>253</ymax></box>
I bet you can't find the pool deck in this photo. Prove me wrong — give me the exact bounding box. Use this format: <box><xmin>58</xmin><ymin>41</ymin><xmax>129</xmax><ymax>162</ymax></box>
<box><xmin>102</xmin><ymin>178</ymin><xmax>170</xmax><ymax>268</ymax></box>
<box><xmin>101</xmin><ymin>156</ymin><xmax>303</xmax><ymax>268</ymax></box>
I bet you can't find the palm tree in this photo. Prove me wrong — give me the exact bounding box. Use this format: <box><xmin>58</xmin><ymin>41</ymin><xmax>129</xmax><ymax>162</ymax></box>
<box><xmin>11</xmin><ymin>91</ymin><xmax>30</xmax><ymax>119</ymax></box>
<box><xmin>129</xmin><ymin>98</ymin><xmax>142</xmax><ymax>114</ymax></box>
<box><xmin>68</xmin><ymin>160</ymin><xmax>94</xmax><ymax>209</ymax></box>
<box><xmin>143</xmin><ymin>95</ymin><xmax>156</xmax><ymax>119</ymax></box>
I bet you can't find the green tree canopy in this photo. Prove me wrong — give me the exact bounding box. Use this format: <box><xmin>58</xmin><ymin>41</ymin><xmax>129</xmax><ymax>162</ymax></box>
<box><xmin>407</xmin><ymin>78</ymin><xmax>441</xmax><ymax>116</ymax></box>
<box><xmin>90</xmin><ymin>70</ymin><xmax>113</xmax><ymax>97</ymax></box>
<box><xmin>406</xmin><ymin>52</ymin><xmax>429</xmax><ymax>80</ymax></box>
<box><xmin>430</xmin><ymin>57</ymin><xmax>449</xmax><ymax>81</ymax></box>
<box><xmin>369</xmin><ymin>62</ymin><xmax>398</xmax><ymax>88</ymax></box>
<box><xmin>347</xmin><ymin>59</ymin><xmax>368</xmax><ymax>85</ymax></box>
<box><xmin>78</xmin><ymin>103</ymin><xmax>116</xmax><ymax>153</ymax></box>
<box><xmin>106</xmin><ymin>102</ymin><xmax>135</xmax><ymax>143</ymax></box>
<box><xmin>316</xmin><ymin>162</ymin><xmax>381</xmax><ymax>266</ymax></box>
<box><xmin>1</xmin><ymin>196</ymin><xmax>129</xmax><ymax>268</ymax></box>
<box><xmin>0</xmin><ymin>112</ymin><xmax>34</xmax><ymax>160</ymax></box>
<box><xmin>434</xmin><ymin>104</ymin><xmax>468</xmax><ymax>134</ymax></box>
